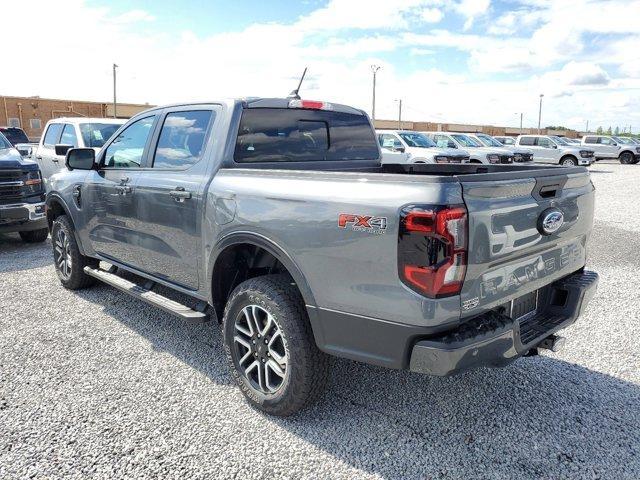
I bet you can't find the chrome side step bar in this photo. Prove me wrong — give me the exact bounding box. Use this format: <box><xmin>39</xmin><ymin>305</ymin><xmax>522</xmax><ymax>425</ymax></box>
<box><xmin>84</xmin><ymin>267</ymin><xmax>209</xmax><ymax>323</ymax></box>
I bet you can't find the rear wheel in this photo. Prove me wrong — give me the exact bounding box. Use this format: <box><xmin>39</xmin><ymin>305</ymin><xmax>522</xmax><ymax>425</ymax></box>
<box><xmin>560</xmin><ymin>156</ymin><xmax>577</xmax><ymax>166</ymax></box>
<box><xmin>619</xmin><ymin>151</ymin><xmax>634</xmax><ymax>165</ymax></box>
<box><xmin>19</xmin><ymin>228</ymin><xmax>48</xmax><ymax>243</ymax></box>
<box><xmin>222</xmin><ymin>274</ymin><xmax>328</xmax><ymax>416</ymax></box>
<box><xmin>51</xmin><ymin>215</ymin><xmax>98</xmax><ymax>290</ymax></box>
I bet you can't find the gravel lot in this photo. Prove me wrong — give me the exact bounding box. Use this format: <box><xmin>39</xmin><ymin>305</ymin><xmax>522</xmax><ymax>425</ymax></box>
<box><xmin>1</xmin><ymin>161</ymin><xmax>639</xmax><ymax>479</ymax></box>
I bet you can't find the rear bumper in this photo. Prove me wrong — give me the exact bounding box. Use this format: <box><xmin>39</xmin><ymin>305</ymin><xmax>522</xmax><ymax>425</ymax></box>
<box><xmin>0</xmin><ymin>201</ymin><xmax>47</xmax><ymax>233</ymax></box>
<box><xmin>409</xmin><ymin>270</ymin><xmax>598</xmax><ymax>376</ymax></box>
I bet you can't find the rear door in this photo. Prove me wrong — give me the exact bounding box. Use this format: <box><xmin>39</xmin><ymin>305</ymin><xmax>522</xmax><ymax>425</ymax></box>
<box><xmin>459</xmin><ymin>169</ymin><xmax>595</xmax><ymax>318</ymax></box>
<box><xmin>131</xmin><ymin>106</ymin><xmax>218</xmax><ymax>289</ymax></box>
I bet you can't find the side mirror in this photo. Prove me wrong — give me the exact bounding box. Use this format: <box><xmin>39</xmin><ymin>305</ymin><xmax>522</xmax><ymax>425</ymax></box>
<box><xmin>394</xmin><ymin>146</ymin><xmax>406</xmax><ymax>153</ymax></box>
<box><xmin>66</xmin><ymin>148</ymin><xmax>96</xmax><ymax>171</ymax></box>
<box><xmin>448</xmin><ymin>142</ymin><xmax>457</xmax><ymax>149</ymax></box>
<box><xmin>55</xmin><ymin>144</ymin><xmax>74</xmax><ymax>156</ymax></box>
<box><xmin>552</xmin><ymin>144</ymin><xmax>557</xmax><ymax>149</ymax></box>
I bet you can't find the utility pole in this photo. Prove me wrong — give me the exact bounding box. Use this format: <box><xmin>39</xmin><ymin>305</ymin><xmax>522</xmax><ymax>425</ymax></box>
<box><xmin>396</xmin><ymin>99</ymin><xmax>402</xmax><ymax>129</ymax></box>
<box><xmin>370</xmin><ymin>65</ymin><xmax>381</xmax><ymax>122</ymax></box>
<box><xmin>112</xmin><ymin>63</ymin><xmax>118</xmax><ymax>119</ymax></box>
<box><xmin>585</xmin><ymin>120</ymin><xmax>589</xmax><ymax>133</ymax></box>
<box><xmin>537</xmin><ymin>94</ymin><xmax>544</xmax><ymax>133</ymax></box>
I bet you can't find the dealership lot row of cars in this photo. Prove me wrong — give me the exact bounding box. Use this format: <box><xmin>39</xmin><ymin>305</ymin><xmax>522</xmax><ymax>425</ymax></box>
<box><xmin>377</xmin><ymin>129</ymin><xmax>640</xmax><ymax>166</ymax></box>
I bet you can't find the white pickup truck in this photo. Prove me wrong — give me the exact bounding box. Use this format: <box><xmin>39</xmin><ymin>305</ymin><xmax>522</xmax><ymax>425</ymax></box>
<box><xmin>376</xmin><ymin>130</ymin><xmax>470</xmax><ymax>164</ymax></box>
<box><xmin>34</xmin><ymin>117</ymin><xmax>125</xmax><ymax>189</ymax></box>
<box><xmin>516</xmin><ymin>135</ymin><xmax>594</xmax><ymax>166</ymax></box>
<box><xmin>581</xmin><ymin>134</ymin><xmax>640</xmax><ymax>164</ymax></box>
<box><xmin>425</xmin><ymin>131</ymin><xmax>512</xmax><ymax>164</ymax></box>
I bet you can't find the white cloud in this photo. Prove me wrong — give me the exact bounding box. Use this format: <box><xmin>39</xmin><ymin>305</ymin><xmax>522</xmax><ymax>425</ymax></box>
<box><xmin>419</xmin><ymin>7</ymin><xmax>444</xmax><ymax>23</ymax></box>
<box><xmin>454</xmin><ymin>0</ymin><xmax>490</xmax><ymax>30</ymax></box>
<box><xmin>1</xmin><ymin>0</ymin><xmax>638</xmax><ymax>132</ymax></box>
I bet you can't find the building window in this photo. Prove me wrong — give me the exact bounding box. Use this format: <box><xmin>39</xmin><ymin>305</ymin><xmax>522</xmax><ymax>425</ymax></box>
<box><xmin>8</xmin><ymin>118</ymin><xmax>20</xmax><ymax>128</ymax></box>
<box><xmin>30</xmin><ymin>118</ymin><xmax>41</xmax><ymax>130</ymax></box>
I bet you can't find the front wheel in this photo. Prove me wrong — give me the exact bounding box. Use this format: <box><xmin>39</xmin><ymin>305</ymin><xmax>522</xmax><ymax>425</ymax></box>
<box><xmin>560</xmin><ymin>156</ymin><xmax>578</xmax><ymax>166</ymax></box>
<box><xmin>619</xmin><ymin>151</ymin><xmax>634</xmax><ymax>165</ymax></box>
<box><xmin>19</xmin><ymin>228</ymin><xmax>48</xmax><ymax>243</ymax></box>
<box><xmin>222</xmin><ymin>274</ymin><xmax>329</xmax><ymax>416</ymax></box>
<box><xmin>51</xmin><ymin>215</ymin><xmax>98</xmax><ymax>290</ymax></box>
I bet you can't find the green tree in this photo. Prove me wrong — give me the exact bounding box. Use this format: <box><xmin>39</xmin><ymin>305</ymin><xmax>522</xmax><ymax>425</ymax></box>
<box><xmin>614</xmin><ymin>126</ymin><xmax>620</xmax><ymax>135</ymax></box>
<box><xmin>606</xmin><ymin>126</ymin><xmax>612</xmax><ymax>135</ymax></box>
<box><xmin>596</xmin><ymin>126</ymin><xmax>603</xmax><ymax>134</ymax></box>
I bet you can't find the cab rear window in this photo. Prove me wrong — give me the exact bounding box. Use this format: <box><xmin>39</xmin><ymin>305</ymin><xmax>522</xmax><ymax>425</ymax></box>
<box><xmin>234</xmin><ymin>108</ymin><xmax>378</xmax><ymax>163</ymax></box>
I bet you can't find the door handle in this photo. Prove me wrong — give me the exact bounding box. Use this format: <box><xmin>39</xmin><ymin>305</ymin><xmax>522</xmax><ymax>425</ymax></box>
<box><xmin>36</xmin><ymin>155</ymin><xmax>43</xmax><ymax>160</ymax></box>
<box><xmin>169</xmin><ymin>188</ymin><xmax>192</xmax><ymax>201</ymax></box>
<box><xmin>52</xmin><ymin>158</ymin><xmax>59</xmax><ymax>163</ymax></box>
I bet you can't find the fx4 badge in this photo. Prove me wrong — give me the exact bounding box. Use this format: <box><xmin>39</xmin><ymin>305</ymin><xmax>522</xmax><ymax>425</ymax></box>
<box><xmin>338</xmin><ymin>214</ymin><xmax>388</xmax><ymax>235</ymax></box>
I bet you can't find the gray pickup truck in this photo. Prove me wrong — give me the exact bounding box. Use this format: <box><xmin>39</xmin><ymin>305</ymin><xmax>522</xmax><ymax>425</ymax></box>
<box><xmin>46</xmin><ymin>98</ymin><xmax>598</xmax><ymax>416</ymax></box>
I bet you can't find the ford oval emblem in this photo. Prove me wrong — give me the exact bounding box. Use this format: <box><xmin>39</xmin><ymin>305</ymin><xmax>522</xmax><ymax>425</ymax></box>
<box><xmin>538</xmin><ymin>208</ymin><xmax>564</xmax><ymax>235</ymax></box>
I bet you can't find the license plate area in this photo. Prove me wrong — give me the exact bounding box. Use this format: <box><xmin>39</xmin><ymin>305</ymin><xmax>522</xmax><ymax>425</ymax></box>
<box><xmin>510</xmin><ymin>290</ymin><xmax>538</xmax><ymax>321</ymax></box>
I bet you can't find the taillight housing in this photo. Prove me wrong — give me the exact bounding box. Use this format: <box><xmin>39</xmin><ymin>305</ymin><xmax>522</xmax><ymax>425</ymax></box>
<box><xmin>398</xmin><ymin>204</ymin><xmax>468</xmax><ymax>298</ymax></box>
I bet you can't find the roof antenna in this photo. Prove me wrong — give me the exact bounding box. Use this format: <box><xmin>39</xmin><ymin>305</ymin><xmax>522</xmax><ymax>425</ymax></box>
<box><xmin>288</xmin><ymin>67</ymin><xmax>308</xmax><ymax>100</ymax></box>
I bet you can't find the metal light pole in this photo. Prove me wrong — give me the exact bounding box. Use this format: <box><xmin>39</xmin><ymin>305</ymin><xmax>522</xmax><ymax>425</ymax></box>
<box><xmin>371</xmin><ymin>65</ymin><xmax>381</xmax><ymax>122</ymax></box>
<box><xmin>537</xmin><ymin>94</ymin><xmax>544</xmax><ymax>133</ymax></box>
<box><xmin>585</xmin><ymin>120</ymin><xmax>589</xmax><ymax>133</ymax></box>
<box><xmin>395</xmin><ymin>99</ymin><xmax>402</xmax><ymax>129</ymax></box>
<box><xmin>515</xmin><ymin>112</ymin><xmax>523</xmax><ymax>130</ymax></box>
<box><xmin>112</xmin><ymin>63</ymin><xmax>118</xmax><ymax>119</ymax></box>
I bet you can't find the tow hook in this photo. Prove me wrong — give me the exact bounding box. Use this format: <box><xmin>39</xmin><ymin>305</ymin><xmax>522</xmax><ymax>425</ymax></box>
<box><xmin>538</xmin><ymin>334</ymin><xmax>566</xmax><ymax>353</ymax></box>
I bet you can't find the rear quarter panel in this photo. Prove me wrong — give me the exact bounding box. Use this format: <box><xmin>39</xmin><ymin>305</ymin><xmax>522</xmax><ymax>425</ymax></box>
<box><xmin>208</xmin><ymin>168</ymin><xmax>464</xmax><ymax>329</ymax></box>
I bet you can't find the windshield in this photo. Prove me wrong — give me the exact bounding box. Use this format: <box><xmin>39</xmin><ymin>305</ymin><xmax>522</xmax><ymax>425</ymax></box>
<box><xmin>398</xmin><ymin>132</ymin><xmax>436</xmax><ymax>148</ymax></box>
<box><xmin>0</xmin><ymin>128</ymin><xmax>29</xmax><ymax>145</ymax></box>
<box><xmin>0</xmin><ymin>132</ymin><xmax>12</xmax><ymax>149</ymax></box>
<box><xmin>476</xmin><ymin>134</ymin><xmax>503</xmax><ymax>147</ymax></box>
<box><xmin>451</xmin><ymin>134</ymin><xmax>482</xmax><ymax>148</ymax></box>
<box><xmin>551</xmin><ymin>136</ymin><xmax>570</xmax><ymax>146</ymax></box>
<box><xmin>80</xmin><ymin>123</ymin><xmax>122</xmax><ymax>148</ymax></box>
<box><xmin>612</xmin><ymin>136</ymin><xmax>633</xmax><ymax>145</ymax></box>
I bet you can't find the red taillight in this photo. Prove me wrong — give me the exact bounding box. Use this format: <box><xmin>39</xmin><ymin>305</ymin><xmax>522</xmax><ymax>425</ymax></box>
<box><xmin>288</xmin><ymin>99</ymin><xmax>332</xmax><ymax>110</ymax></box>
<box><xmin>398</xmin><ymin>205</ymin><xmax>468</xmax><ymax>298</ymax></box>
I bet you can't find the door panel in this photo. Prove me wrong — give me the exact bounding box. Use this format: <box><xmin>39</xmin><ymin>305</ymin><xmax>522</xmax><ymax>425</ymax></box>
<box><xmin>130</xmin><ymin>108</ymin><xmax>216</xmax><ymax>289</ymax></box>
<box><xmin>83</xmin><ymin>115</ymin><xmax>158</xmax><ymax>266</ymax></box>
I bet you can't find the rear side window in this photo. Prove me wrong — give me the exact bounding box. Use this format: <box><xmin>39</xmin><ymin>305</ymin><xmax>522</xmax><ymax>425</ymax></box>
<box><xmin>234</xmin><ymin>108</ymin><xmax>377</xmax><ymax>163</ymax></box>
<box><xmin>43</xmin><ymin>124</ymin><xmax>63</xmax><ymax>146</ymax></box>
<box><xmin>518</xmin><ymin>136</ymin><xmax>535</xmax><ymax>146</ymax></box>
<box><xmin>153</xmin><ymin>110</ymin><xmax>214</xmax><ymax>169</ymax></box>
<box><xmin>60</xmin><ymin>124</ymin><xmax>79</xmax><ymax>148</ymax></box>
<box><xmin>583</xmin><ymin>136</ymin><xmax>597</xmax><ymax>144</ymax></box>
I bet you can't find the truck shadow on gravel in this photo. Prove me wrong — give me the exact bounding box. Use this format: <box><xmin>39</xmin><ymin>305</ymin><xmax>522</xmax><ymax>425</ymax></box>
<box><xmin>0</xmin><ymin>234</ymin><xmax>53</xmax><ymax>273</ymax></box>
<box><xmin>76</xmin><ymin>282</ymin><xmax>639</xmax><ymax>479</ymax></box>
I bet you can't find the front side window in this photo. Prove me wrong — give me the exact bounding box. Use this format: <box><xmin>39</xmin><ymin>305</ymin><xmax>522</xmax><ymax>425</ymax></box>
<box><xmin>551</xmin><ymin>136</ymin><xmax>569</xmax><ymax>146</ymax></box>
<box><xmin>235</xmin><ymin>108</ymin><xmax>377</xmax><ymax>163</ymax></box>
<box><xmin>433</xmin><ymin>135</ymin><xmax>454</xmax><ymax>149</ymax></box>
<box><xmin>43</xmin><ymin>124</ymin><xmax>63</xmax><ymax>146</ymax></box>
<box><xmin>80</xmin><ymin>123</ymin><xmax>123</xmax><ymax>148</ymax></box>
<box><xmin>103</xmin><ymin>116</ymin><xmax>155</xmax><ymax>168</ymax></box>
<box><xmin>379</xmin><ymin>134</ymin><xmax>402</xmax><ymax>149</ymax></box>
<box><xmin>60</xmin><ymin>124</ymin><xmax>79</xmax><ymax>148</ymax></box>
<box><xmin>398</xmin><ymin>132</ymin><xmax>435</xmax><ymax>148</ymax></box>
<box><xmin>599</xmin><ymin>137</ymin><xmax>615</xmax><ymax>145</ymax></box>
<box><xmin>153</xmin><ymin>110</ymin><xmax>214</xmax><ymax>169</ymax></box>
<box><xmin>537</xmin><ymin>137</ymin><xmax>554</xmax><ymax>148</ymax></box>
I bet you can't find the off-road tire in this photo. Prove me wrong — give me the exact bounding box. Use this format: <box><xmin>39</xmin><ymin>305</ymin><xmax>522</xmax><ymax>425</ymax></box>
<box><xmin>560</xmin><ymin>156</ymin><xmax>578</xmax><ymax>166</ymax></box>
<box><xmin>19</xmin><ymin>228</ymin><xmax>48</xmax><ymax>243</ymax></box>
<box><xmin>51</xmin><ymin>215</ymin><xmax>98</xmax><ymax>290</ymax></box>
<box><xmin>222</xmin><ymin>274</ymin><xmax>329</xmax><ymax>416</ymax></box>
<box><xmin>619</xmin><ymin>151</ymin><xmax>634</xmax><ymax>165</ymax></box>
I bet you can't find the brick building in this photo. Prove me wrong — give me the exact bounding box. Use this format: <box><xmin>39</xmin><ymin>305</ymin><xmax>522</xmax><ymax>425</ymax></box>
<box><xmin>373</xmin><ymin>119</ymin><xmax>580</xmax><ymax>138</ymax></box>
<box><xmin>0</xmin><ymin>95</ymin><xmax>153</xmax><ymax>141</ymax></box>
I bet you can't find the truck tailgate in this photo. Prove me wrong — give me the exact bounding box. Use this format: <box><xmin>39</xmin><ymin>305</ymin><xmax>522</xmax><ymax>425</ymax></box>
<box><xmin>459</xmin><ymin>168</ymin><xmax>595</xmax><ymax>318</ymax></box>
